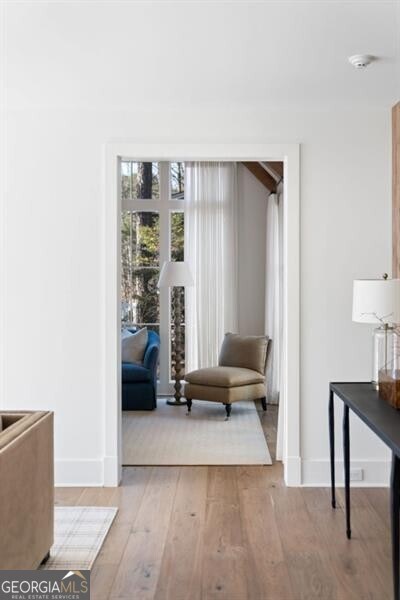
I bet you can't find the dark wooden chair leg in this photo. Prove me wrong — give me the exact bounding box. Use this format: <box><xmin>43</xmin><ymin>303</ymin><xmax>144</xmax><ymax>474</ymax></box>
<box><xmin>261</xmin><ymin>397</ymin><xmax>267</xmax><ymax>411</ymax></box>
<box><xmin>224</xmin><ymin>403</ymin><xmax>232</xmax><ymax>419</ymax></box>
<box><xmin>186</xmin><ymin>398</ymin><xmax>192</xmax><ymax>414</ymax></box>
<box><xmin>40</xmin><ymin>551</ymin><xmax>50</xmax><ymax>565</ymax></box>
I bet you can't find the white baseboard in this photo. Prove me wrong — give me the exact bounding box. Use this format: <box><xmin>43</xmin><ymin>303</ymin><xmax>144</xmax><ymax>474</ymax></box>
<box><xmin>285</xmin><ymin>455</ymin><xmax>302</xmax><ymax>486</ymax></box>
<box><xmin>103</xmin><ymin>455</ymin><xmax>121</xmax><ymax>487</ymax></box>
<box><xmin>55</xmin><ymin>456</ymin><xmax>391</xmax><ymax>488</ymax></box>
<box><xmin>301</xmin><ymin>458</ymin><xmax>390</xmax><ymax>487</ymax></box>
<box><xmin>55</xmin><ymin>459</ymin><xmax>104</xmax><ymax>487</ymax></box>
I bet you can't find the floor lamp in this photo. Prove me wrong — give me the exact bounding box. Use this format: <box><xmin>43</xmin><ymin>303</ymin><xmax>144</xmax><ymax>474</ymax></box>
<box><xmin>158</xmin><ymin>261</ymin><xmax>194</xmax><ymax>406</ymax></box>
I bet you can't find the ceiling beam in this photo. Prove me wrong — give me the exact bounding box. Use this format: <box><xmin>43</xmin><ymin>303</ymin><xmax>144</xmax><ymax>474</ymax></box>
<box><xmin>242</xmin><ymin>162</ymin><xmax>277</xmax><ymax>193</ymax></box>
<box><xmin>265</xmin><ymin>161</ymin><xmax>284</xmax><ymax>179</ymax></box>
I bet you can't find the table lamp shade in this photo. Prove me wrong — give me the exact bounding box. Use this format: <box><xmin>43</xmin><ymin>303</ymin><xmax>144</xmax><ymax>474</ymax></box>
<box><xmin>352</xmin><ymin>279</ymin><xmax>400</xmax><ymax>324</ymax></box>
<box><xmin>157</xmin><ymin>261</ymin><xmax>194</xmax><ymax>288</ymax></box>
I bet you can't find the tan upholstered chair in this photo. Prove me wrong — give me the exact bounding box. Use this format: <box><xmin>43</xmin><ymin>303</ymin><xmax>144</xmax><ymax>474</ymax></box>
<box><xmin>184</xmin><ymin>333</ymin><xmax>269</xmax><ymax>418</ymax></box>
<box><xmin>0</xmin><ymin>411</ymin><xmax>54</xmax><ymax>569</ymax></box>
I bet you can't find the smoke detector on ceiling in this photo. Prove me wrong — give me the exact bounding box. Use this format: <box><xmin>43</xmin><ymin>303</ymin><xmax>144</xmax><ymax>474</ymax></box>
<box><xmin>348</xmin><ymin>54</ymin><xmax>374</xmax><ymax>69</ymax></box>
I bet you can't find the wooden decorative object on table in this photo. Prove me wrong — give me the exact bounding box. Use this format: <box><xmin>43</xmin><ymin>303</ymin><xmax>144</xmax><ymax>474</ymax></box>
<box><xmin>378</xmin><ymin>368</ymin><xmax>400</xmax><ymax>409</ymax></box>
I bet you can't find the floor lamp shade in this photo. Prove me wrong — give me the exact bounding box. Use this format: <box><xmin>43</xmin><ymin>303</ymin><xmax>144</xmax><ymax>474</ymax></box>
<box><xmin>157</xmin><ymin>261</ymin><xmax>194</xmax><ymax>288</ymax></box>
<box><xmin>352</xmin><ymin>278</ymin><xmax>400</xmax><ymax>387</ymax></box>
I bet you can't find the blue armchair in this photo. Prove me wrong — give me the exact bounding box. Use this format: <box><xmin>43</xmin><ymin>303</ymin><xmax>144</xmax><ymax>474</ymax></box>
<box><xmin>122</xmin><ymin>329</ymin><xmax>160</xmax><ymax>410</ymax></box>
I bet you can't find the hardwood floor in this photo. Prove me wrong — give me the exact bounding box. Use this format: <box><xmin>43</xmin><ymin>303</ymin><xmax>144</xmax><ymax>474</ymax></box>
<box><xmin>55</xmin><ymin>404</ymin><xmax>391</xmax><ymax>599</ymax></box>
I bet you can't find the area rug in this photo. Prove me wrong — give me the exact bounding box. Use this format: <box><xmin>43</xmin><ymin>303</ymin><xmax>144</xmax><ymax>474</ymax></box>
<box><xmin>123</xmin><ymin>400</ymin><xmax>272</xmax><ymax>465</ymax></box>
<box><xmin>41</xmin><ymin>507</ymin><xmax>118</xmax><ymax>570</ymax></box>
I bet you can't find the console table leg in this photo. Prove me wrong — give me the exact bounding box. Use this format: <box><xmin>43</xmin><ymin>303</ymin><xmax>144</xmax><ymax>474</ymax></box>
<box><xmin>391</xmin><ymin>452</ymin><xmax>400</xmax><ymax>600</ymax></box>
<box><xmin>329</xmin><ymin>389</ymin><xmax>336</xmax><ymax>509</ymax></box>
<box><xmin>343</xmin><ymin>404</ymin><xmax>351</xmax><ymax>539</ymax></box>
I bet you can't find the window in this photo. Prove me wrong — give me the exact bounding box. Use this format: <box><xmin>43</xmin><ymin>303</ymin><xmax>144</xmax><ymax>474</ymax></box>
<box><xmin>121</xmin><ymin>211</ymin><xmax>160</xmax><ymax>334</ymax></box>
<box><xmin>121</xmin><ymin>161</ymin><xmax>159</xmax><ymax>201</ymax></box>
<box><xmin>121</xmin><ymin>161</ymin><xmax>185</xmax><ymax>392</ymax></box>
<box><xmin>170</xmin><ymin>211</ymin><xmax>185</xmax><ymax>378</ymax></box>
<box><xmin>170</xmin><ymin>162</ymin><xmax>184</xmax><ymax>200</ymax></box>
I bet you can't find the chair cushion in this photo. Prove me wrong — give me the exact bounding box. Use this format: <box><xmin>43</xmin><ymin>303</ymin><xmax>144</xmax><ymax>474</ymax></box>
<box><xmin>122</xmin><ymin>362</ymin><xmax>151</xmax><ymax>383</ymax></box>
<box><xmin>121</xmin><ymin>327</ymin><xmax>148</xmax><ymax>364</ymax></box>
<box><xmin>184</xmin><ymin>382</ymin><xmax>266</xmax><ymax>404</ymax></box>
<box><xmin>218</xmin><ymin>333</ymin><xmax>269</xmax><ymax>375</ymax></box>
<box><xmin>184</xmin><ymin>366</ymin><xmax>264</xmax><ymax>388</ymax></box>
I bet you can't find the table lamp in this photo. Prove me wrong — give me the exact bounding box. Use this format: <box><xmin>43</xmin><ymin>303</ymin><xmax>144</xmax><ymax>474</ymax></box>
<box><xmin>158</xmin><ymin>261</ymin><xmax>194</xmax><ymax>406</ymax></box>
<box><xmin>352</xmin><ymin>274</ymin><xmax>400</xmax><ymax>388</ymax></box>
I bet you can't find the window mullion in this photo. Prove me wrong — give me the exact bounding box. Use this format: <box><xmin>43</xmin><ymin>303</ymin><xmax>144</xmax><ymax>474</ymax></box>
<box><xmin>158</xmin><ymin>162</ymin><xmax>171</xmax><ymax>394</ymax></box>
<box><xmin>121</xmin><ymin>199</ymin><xmax>160</xmax><ymax>211</ymax></box>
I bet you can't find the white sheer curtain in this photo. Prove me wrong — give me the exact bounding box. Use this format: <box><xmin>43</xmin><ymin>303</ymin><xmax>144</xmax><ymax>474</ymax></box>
<box><xmin>185</xmin><ymin>162</ymin><xmax>239</xmax><ymax>372</ymax></box>
<box><xmin>265</xmin><ymin>187</ymin><xmax>284</xmax><ymax>460</ymax></box>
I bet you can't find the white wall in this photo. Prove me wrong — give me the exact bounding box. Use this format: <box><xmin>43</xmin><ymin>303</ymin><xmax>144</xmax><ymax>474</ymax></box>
<box><xmin>2</xmin><ymin>3</ymin><xmax>394</xmax><ymax>486</ymax></box>
<box><xmin>237</xmin><ymin>164</ymin><xmax>267</xmax><ymax>336</ymax></box>
<box><xmin>3</xmin><ymin>106</ymin><xmax>391</xmax><ymax>486</ymax></box>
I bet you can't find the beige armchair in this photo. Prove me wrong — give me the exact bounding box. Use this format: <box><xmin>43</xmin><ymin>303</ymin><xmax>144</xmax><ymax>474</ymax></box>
<box><xmin>0</xmin><ymin>411</ymin><xmax>54</xmax><ymax>569</ymax></box>
<box><xmin>184</xmin><ymin>333</ymin><xmax>269</xmax><ymax>418</ymax></box>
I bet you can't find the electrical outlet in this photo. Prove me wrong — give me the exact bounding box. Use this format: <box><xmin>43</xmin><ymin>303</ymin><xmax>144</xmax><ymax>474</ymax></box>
<box><xmin>350</xmin><ymin>468</ymin><xmax>363</xmax><ymax>481</ymax></box>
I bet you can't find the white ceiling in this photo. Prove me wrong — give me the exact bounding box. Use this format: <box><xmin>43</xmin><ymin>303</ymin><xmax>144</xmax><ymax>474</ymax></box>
<box><xmin>4</xmin><ymin>0</ymin><xmax>400</xmax><ymax>109</ymax></box>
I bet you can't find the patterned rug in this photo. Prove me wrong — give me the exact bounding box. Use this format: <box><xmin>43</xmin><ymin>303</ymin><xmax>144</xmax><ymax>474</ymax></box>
<box><xmin>123</xmin><ymin>399</ymin><xmax>272</xmax><ymax>465</ymax></box>
<box><xmin>41</xmin><ymin>507</ymin><xmax>118</xmax><ymax>570</ymax></box>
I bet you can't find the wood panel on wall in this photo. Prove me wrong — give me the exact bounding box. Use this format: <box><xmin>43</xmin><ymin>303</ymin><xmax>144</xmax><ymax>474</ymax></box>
<box><xmin>393</xmin><ymin>102</ymin><xmax>400</xmax><ymax>277</ymax></box>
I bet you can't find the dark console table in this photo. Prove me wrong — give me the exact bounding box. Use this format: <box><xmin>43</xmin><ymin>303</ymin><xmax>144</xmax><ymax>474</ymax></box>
<box><xmin>329</xmin><ymin>382</ymin><xmax>400</xmax><ymax>600</ymax></box>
